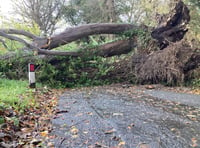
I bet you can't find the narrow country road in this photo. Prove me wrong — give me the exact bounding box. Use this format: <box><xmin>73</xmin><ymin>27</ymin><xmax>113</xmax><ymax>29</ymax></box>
<box><xmin>50</xmin><ymin>85</ymin><xmax>200</xmax><ymax>148</ymax></box>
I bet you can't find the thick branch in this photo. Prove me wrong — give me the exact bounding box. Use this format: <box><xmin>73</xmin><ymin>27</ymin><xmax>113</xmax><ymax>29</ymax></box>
<box><xmin>37</xmin><ymin>39</ymin><xmax>134</xmax><ymax>57</ymax></box>
<box><xmin>0</xmin><ymin>31</ymin><xmax>39</xmax><ymax>50</ymax></box>
<box><xmin>0</xmin><ymin>29</ymin><xmax>39</xmax><ymax>39</ymax></box>
<box><xmin>87</xmin><ymin>39</ymin><xmax>134</xmax><ymax>57</ymax></box>
<box><xmin>34</xmin><ymin>23</ymin><xmax>141</xmax><ymax>49</ymax></box>
<box><xmin>0</xmin><ymin>38</ymin><xmax>7</xmax><ymax>48</ymax></box>
<box><xmin>38</xmin><ymin>49</ymin><xmax>79</xmax><ymax>56</ymax></box>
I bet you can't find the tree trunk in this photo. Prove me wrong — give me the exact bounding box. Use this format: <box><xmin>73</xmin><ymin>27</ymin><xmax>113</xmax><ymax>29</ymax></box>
<box><xmin>33</xmin><ymin>23</ymin><xmax>140</xmax><ymax>50</ymax></box>
<box><xmin>37</xmin><ymin>39</ymin><xmax>134</xmax><ymax>57</ymax></box>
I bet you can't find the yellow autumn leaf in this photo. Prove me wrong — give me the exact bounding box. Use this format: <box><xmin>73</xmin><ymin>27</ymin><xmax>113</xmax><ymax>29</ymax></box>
<box><xmin>40</xmin><ymin>131</ymin><xmax>48</xmax><ymax>137</ymax></box>
<box><xmin>83</xmin><ymin>131</ymin><xmax>88</xmax><ymax>134</ymax></box>
<box><xmin>70</xmin><ymin>126</ymin><xmax>79</xmax><ymax>135</ymax></box>
<box><xmin>118</xmin><ymin>141</ymin><xmax>125</xmax><ymax>146</ymax></box>
<box><xmin>192</xmin><ymin>89</ymin><xmax>200</xmax><ymax>95</ymax></box>
<box><xmin>21</xmin><ymin>128</ymin><xmax>32</xmax><ymax>133</ymax></box>
<box><xmin>72</xmin><ymin>135</ymin><xmax>79</xmax><ymax>139</ymax></box>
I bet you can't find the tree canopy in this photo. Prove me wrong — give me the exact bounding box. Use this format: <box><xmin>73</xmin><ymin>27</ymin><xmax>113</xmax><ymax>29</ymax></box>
<box><xmin>12</xmin><ymin>0</ymin><xmax>66</xmax><ymax>36</ymax></box>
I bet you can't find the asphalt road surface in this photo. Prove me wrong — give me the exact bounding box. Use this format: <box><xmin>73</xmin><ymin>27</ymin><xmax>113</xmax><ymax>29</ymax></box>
<box><xmin>51</xmin><ymin>85</ymin><xmax>200</xmax><ymax>148</ymax></box>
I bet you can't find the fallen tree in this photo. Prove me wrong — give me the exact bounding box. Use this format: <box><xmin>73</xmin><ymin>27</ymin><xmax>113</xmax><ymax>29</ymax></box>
<box><xmin>0</xmin><ymin>1</ymin><xmax>189</xmax><ymax>56</ymax></box>
<box><xmin>0</xmin><ymin>1</ymin><xmax>199</xmax><ymax>85</ymax></box>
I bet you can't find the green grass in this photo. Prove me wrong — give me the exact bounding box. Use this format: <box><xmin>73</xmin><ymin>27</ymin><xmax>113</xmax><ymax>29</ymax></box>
<box><xmin>0</xmin><ymin>78</ymin><xmax>34</xmax><ymax>111</ymax></box>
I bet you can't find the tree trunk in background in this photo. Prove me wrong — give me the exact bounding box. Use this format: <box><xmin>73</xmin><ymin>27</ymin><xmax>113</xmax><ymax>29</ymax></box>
<box><xmin>105</xmin><ymin>0</ymin><xmax>117</xmax><ymax>23</ymax></box>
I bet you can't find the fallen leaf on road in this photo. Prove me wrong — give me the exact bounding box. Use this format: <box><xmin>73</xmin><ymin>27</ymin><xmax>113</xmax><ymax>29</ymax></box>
<box><xmin>31</xmin><ymin>138</ymin><xmax>42</xmax><ymax>145</ymax></box>
<box><xmin>145</xmin><ymin>85</ymin><xmax>155</xmax><ymax>89</ymax></box>
<box><xmin>70</xmin><ymin>126</ymin><xmax>79</xmax><ymax>135</ymax></box>
<box><xmin>128</xmin><ymin>123</ymin><xmax>135</xmax><ymax>129</ymax></box>
<box><xmin>75</xmin><ymin>113</ymin><xmax>83</xmax><ymax>117</ymax></box>
<box><xmin>72</xmin><ymin>135</ymin><xmax>79</xmax><ymax>138</ymax></box>
<box><xmin>113</xmin><ymin>113</ymin><xmax>123</xmax><ymax>116</ymax></box>
<box><xmin>21</xmin><ymin>128</ymin><xmax>32</xmax><ymax>133</ymax></box>
<box><xmin>118</xmin><ymin>141</ymin><xmax>125</xmax><ymax>146</ymax></box>
<box><xmin>104</xmin><ymin>129</ymin><xmax>115</xmax><ymax>134</ymax></box>
<box><xmin>84</xmin><ymin>120</ymin><xmax>90</xmax><ymax>124</ymax></box>
<box><xmin>191</xmin><ymin>137</ymin><xmax>197</xmax><ymax>147</ymax></box>
<box><xmin>83</xmin><ymin>131</ymin><xmax>88</xmax><ymax>134</ymax></box>
<box><xmin>112</xmin><ymin>136</ymin><xmax>121</xmax><ymax>141</ymax></box>
<box><xmin>40</xmin><ymin>131</ymin><xmax>48</xmax><ymax>137</ymax></box>
<box><xmin>47</xmin><ymin>142</ymin><xmax>54</xmax><ymax>147</ymax></box>
<box><xmin>87</xmin><ymin>112</ymin><xmax>93</xmax><ymax>115</ymax></box>
<box><xmin>138</xmin><ymin>143</ymin><xmax>150</xmax><ymax>148</ymax></box>
<box><xmin>95</xmin><ymin>142</ymin><xmax>108</xmax><ymax>148</ymax></box>
<box><xmin>170</xmin><ymin>128</ymin><xmax>176</xmax><ymax>132</ymax></box>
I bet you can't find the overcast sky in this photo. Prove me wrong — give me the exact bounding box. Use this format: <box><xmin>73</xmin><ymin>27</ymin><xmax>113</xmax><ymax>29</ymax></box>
<box><xmin>0</xmin><ymin>0</ymin><xmax>13</xmax><ymax>17</ymax></box>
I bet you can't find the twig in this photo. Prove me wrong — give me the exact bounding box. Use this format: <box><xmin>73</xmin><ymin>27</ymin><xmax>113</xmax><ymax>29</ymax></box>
<box><xmin>58</xmin><ymin>137</ymin><xmax>66</xmax><ymax>148</ymax></box>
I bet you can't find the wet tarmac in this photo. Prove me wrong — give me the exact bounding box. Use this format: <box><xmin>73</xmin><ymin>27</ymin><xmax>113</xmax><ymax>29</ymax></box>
<box><xmin>51</xmin><ymin>86</ymin><xmax>200</xmax><ymax>148</ymax></box>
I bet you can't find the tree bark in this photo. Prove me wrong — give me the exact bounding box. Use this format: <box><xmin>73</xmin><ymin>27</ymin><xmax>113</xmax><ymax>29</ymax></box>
<box><xmin>0</xmin><ymin>39</ymin><xmax>134</xmax><ymax>60</ymax></box>
<box><xmin>37</xmin><ymin>39</ymin><xmax>134</xmax><ymax>57</ymax></box>
<box><xmin>0</xmin><ymin>29</ymin><xmax>39</xmax><ymax>39</ymax></box>
<box><xmin>33</xmin><ymin>23</ymin><xmax>140</xmax><ymax>50</ymax></box>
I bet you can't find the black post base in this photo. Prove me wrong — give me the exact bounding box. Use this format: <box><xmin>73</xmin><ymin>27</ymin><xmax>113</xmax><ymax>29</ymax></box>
<box><xmin>29</xmin><ymin>83</ymin><xmax>36</xmax><ymax>88</ymax></box>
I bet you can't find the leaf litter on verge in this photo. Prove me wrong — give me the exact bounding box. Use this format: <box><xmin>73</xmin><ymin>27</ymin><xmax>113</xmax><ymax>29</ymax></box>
<box><xmin>0</xmin><ymin>87</ymin><xmax>63</xmax><ymax>147</ymax></box>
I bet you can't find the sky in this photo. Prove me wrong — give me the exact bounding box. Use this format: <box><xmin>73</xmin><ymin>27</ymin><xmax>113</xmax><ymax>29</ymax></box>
<box><xmin>0</xmin><ymin>0</ymin><xmax>13</xmax><ymax>17</ymax></box>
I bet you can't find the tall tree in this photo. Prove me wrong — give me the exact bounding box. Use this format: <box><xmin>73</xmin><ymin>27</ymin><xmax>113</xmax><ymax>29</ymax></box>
<box><xmin>62</xmin><ymin>0</ymin><xmax>118</xmax><ymax>25</ymax></box>
<box><xmin>62</xmin><ymin>0</ymin><xmax>173</xmax><ymax>26</ymax></box>
<box><xmin>184</xmin><ymin>0</ymin><xmax>200</xmax><ymax>40</ymax></box>
<box><xmin>113</xmin><ymin>0</ymin><xmax>171</xmax><ymax>25</ymax></box>
<box><xmin>12</xmin><ymin>0</ymin><xmax>66</xmax><ymax>36</ymax></box>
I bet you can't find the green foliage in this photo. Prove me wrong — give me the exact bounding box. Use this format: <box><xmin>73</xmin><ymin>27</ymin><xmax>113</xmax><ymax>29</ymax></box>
<box><xmin>54</xmin><ymin>42</ymin><xmax>78</xmax><ymax>51</ymax></box>
<box><xmin>62</xmin><ymin>0</ymin><xmax>117</xmax><ymax>25</ymax></box>
<box><xmin>142</xmin><ymin>0</ymin><xmax>171</xmax><ymax>25</ymax></box>
<box><xmin>0</xmin><ymin>116</ymin><xmax>4</xmax><ymax>124</ymax></box>
<box><xmin>121</xmin><ymin>28</ymin><xmax>152</xmax><ymax>51</ymax></box>
<box><xmin>191</xmin><ymin>78</ymin><xmax>200</xmax><ymax>88</ymax></box>
<box><xmin>63</xmin><ymin>0</ymin><xmax>171</xmax><ymax>25</ymax></box>
<box><xmin>0</xmin><ymin>18</ymin><xmax>41</xmax><ymax>52</ymax></box>
<box><xmin>2</xmin><ymin>19</ymin><xmax>40</xmax><ymax>36</ymax></box>
<box><xmin>0</xmin><ymin>53</ymin><xmax>30</xmax><ymax>80</ymax></box>
<box><xmin>0</xmin><ymin>78</ymin><xmax>34</xmax><ymax>111</ymax></box>
<box><xmin>0</xmin><ymin>49</ymin><xmax>115</xmax><ymax>88</ymax></box>
<box><xmin>37</xmin><ymin>55</ymin><xmax>113</xmax><ymax>88</ymax></box>
<box><xmin>184</xmin><ymin>0</ymin><xmax>200</xmax><ymax>41</ymax></box>
<box><xmin>8</xmin><ymin>117</ymin><xmax>20</xmax><ymax>126</ymax></box>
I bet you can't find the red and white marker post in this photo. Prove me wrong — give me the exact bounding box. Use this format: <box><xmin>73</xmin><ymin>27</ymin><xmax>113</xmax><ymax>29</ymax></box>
<box><xmin>28</xmin><ymin>63</ymin><xmax>36</xmax><ymax>88</ymax></box>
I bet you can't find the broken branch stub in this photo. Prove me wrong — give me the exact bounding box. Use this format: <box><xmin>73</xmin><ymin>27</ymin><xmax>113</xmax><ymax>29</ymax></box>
<box><xmin>151</xmin><ymin>1</ymin><xmax>190</xmax><ymax>49</ymax></box>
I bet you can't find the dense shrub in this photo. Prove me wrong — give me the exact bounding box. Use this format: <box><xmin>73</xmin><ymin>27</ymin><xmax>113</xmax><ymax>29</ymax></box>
<box><xmin>0</xmin><ymin>54</ymin><xmax>114</xmax><ymax>88</ymax></box>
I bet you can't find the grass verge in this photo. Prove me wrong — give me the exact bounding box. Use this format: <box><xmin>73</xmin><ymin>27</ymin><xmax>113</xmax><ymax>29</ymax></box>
<box><xmin>0</xmin><ymin>78</ymin><xmax>34</xmax><ymax>111</ymax></box>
